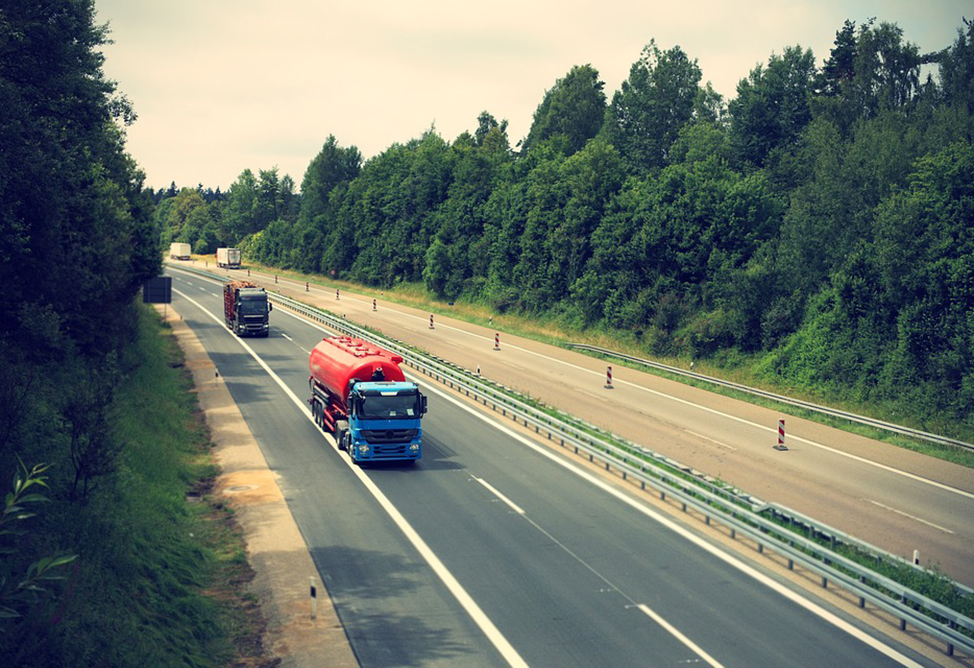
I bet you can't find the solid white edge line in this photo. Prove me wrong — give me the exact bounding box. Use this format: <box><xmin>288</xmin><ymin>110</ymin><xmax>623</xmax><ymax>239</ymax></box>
<box><xmin>172</xmin><ymin>287</ymin><xmax>530</xmax><ymax>668</ymax></box>
<box><xmin>414</xmin><ymin>379</ymin><xmax>925</xmax><ymax>668</ymax></box>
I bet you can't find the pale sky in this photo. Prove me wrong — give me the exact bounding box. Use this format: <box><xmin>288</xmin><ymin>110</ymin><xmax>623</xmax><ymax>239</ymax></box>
<box><xmin>93</xmin><ymin>1</ymin><xmax>970</xmax><ymax>192</ymax></box>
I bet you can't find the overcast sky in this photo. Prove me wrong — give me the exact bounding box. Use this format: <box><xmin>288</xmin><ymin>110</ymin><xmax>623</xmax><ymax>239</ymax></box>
<box><xmin>93</xmin><ymin>1</ymin><xmax>970</xmax><ymax>192</ymax></box>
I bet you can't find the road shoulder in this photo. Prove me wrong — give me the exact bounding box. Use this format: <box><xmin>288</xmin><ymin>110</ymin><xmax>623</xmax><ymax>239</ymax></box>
<box><xmin>159</xmin><ymin>305</ymin><xmax>357</xmax><ymax>668</ymax></box>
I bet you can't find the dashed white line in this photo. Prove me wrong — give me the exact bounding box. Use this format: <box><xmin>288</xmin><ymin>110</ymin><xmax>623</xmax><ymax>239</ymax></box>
<box><xmin>685</xmin><ymin>430</ymin><xmax>736</xmax><ymax>450</ymax></box>
<box><xmin>864</xmin><ymin>499</ymin><xmax>955</xmax><ymax>534</ymax></box>
<box><xmin>637</xmin><ymin>604</ymin><xmax>726</xmax><ymax>668</ymax></box>
<box><xmin>473</xmin><ymin>476</ymin><xmax>525</xmax><ymax>515</ymax></box>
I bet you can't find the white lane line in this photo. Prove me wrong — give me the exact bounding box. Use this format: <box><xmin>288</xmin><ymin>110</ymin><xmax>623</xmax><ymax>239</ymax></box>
<box><xmin>685</xmin><ymin>430</ymin><xmax>736</xmax><ymax>451</ymax></box>
<box><xmin>476</xmin><ymin>475</ymin><xmax>721</xmax><ymax>667</ymax></box>
<box><xmin>280</xmin><ymin>332</ymin><xmax>293</xmax><ymax>341</ymax></box>
<box><xmin>414</xmin><ymin>379</ymin><xmax>925</xmax><ymax>668</ymax></box>
<box><xmin>172</xmin><ymin>288</ymin><xmax>529</xmax><ymax>668</ymax></box>
<box><xmin>473</xmin><ymin>477</ymin><xmax>526</xmax><ymax>515</ymax></box>
<box><xmin>864</xmin><ymin>499</ymin><xmax>955</xmax><ymax>534</ymax></box>
<box><xmin>637</xmin><ymin>604</ymin><xmax>726</xmax><ymax>668</ymax></box>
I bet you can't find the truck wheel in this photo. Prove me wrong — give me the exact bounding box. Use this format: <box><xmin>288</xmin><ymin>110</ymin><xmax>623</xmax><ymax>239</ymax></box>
<box><xmin>335</xmin><ymin>427</ymin><xmax>346</xmax><ymax>451</ymax></box>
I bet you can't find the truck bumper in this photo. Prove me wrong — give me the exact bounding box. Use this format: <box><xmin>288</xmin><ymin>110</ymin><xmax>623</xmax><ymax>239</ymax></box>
<box><xmin>349</xmin><ymin>439</ymin><xmax>421</xmax><ymax>463</ymax></box>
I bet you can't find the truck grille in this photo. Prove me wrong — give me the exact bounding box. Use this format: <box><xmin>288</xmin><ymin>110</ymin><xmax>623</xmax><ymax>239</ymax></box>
<box><xmin>361</xmin><ymin>429</ymin><xmax>418</xmax><ymax>444</ymax></box>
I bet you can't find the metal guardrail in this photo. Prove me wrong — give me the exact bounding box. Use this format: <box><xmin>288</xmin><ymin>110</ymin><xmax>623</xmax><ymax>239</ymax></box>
<box><xmin>566</xmin><ymin>343</ymin><xmax>974</xmax><ymax>452</ymax></box>
<box><xmin>164</xmin><ymin>264</ymin><xmax>974</xmax><ymax>658</ymax></box>
<box><xmin>267</xmin><ymin>292</ymin><xmax>973</xmax><ymax>659</ymax></box>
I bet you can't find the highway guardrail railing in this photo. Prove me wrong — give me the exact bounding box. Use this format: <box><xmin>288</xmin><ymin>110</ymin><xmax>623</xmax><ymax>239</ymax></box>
<box><xmin>165</xmin><ymin>264</ymin><xmax>974</xmax><ymax>658</ymax></box>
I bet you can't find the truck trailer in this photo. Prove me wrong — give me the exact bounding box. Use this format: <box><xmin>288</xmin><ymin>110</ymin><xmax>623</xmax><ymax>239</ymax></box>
<box><xmin>169</xmin><ymin>242</ymin><xmax>191</xmax><ymax>260</ymax></box>
<box><xmin>309</xmin><ymin>336</ymin><xmax>427</xmax><ymax>464</ymax></box>
<box><xmin>216</xmin><ymin>247</ymin><xmax>241</xmax><ymax>269</ymax></box>
<box><xmin>223</xmin><ymin>280</ymin><xmax>271</xmax><ymax>337</ymax></box>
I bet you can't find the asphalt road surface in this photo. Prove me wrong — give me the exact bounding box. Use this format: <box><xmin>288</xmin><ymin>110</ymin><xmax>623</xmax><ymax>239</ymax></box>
<box><xmin>165</xmin><ymin>266</ymin><xmax>944</xmax><ymax>667</ymax></box>
<box><xmin>204</xmin><ymin>264</ymin><xmax>974</xmax><ymax>589</ymax></box>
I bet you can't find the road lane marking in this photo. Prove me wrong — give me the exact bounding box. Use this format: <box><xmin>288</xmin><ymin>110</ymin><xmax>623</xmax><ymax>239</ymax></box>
<box><xmin>473</xmin><ymin>476</ymin><xmax>526</xmax><ymax>515</ymax></box>
<box><xmin>415</xmin><ymin>379</ymin><xmax>925</xmax><ymax>668</ymax></box>
<box><xmin>864</xmin><ymin>499</ymin><xmax>955</xmax><ymax>534</ymax></box>
<box><xmin>172</xmin><ymin>287</ymin><xmax>529</xmax><ymax>668</ymax></box>
<box><xmin>280</xmin><ymin>332</ymin><xmax>293</xmax><ymax>341</ymax></box>
<box><xmin>637</xmin><ymin>604</ymin><xmax>726</xmax><ymax>668</ymax></box>
<box><xmin>685</xmin><ymin>430</ymin><xmax>736</xmax><ymax>451</ymax></box>
<box><xmin>476</xmin><ymin>475</ymin><xmax>724</xmax><ymax>667</ymax></box>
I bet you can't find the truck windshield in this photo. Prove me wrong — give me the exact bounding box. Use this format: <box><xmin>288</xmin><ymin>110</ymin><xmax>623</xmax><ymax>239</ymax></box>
<box><xmin>359</xmin><ymin>394</ymin><xmax>420</xmax><ymax>420</ymax></box>
<box><xmin>239</xmin><ymin>299</ymin><xmax>267</xmax><ymax>315</ymax></box>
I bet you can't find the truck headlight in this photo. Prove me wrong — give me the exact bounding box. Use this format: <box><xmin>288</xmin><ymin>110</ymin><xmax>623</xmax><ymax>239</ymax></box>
<box><xmin>409</xmin><ymin>443</ymin><xmax>420</xmax><ymax>453</ymax></box>
<box><xmin>357</xmin><ymin>444</ymin><xmax>370</xmax><ymax>455</ymax></box>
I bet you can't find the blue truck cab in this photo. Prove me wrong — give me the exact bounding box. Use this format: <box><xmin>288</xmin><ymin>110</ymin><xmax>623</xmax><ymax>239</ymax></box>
<box><xmin>344</xmin><ymin>380</ymin><xmax>427</xmax><ymax>463</ymax></box>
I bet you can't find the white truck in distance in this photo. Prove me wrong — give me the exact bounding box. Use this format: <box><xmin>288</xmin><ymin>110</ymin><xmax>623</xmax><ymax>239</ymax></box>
<box><xmin>169</xmin><ymin>242</ymin><xmax>191</xmax><ymax>260</ymax></box>
<box><xmin>217</xmin><ymin>247</ymin><xmax>241</xmax><ymax>269</ymax></box>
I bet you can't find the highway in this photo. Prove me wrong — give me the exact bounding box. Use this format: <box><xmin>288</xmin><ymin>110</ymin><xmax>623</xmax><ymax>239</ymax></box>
<box><xmin>205</xmin><ymin>264</ymin><xmax>974</xmax><ymax>588</ymax></box>
<box><xmin>166</xmin><ymin>266</ymin><xmax>938</xmax><ymax>667</ymax></box>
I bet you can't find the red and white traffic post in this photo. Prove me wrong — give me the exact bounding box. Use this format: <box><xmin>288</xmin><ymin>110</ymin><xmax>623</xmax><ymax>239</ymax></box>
<box><xmin>605</xmin><ymin>365</ymin><xmax>613</xmax><ymax>389</ymax></box>
<box><xmin>493</xmin><ymin>332</ymin><xmax>500</xmax><ymax>351</ymax></box>
<box><xmin>774</xmin><ymin>419</ymin><xmax>788</xmax><ymax>450</ymax></box>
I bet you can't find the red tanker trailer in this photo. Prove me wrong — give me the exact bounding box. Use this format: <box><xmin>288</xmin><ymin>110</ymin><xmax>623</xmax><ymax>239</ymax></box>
<box><xmin>309</xmin><ymin>336</ymin><xmax>427</xmax><ymax>464</ymax></box>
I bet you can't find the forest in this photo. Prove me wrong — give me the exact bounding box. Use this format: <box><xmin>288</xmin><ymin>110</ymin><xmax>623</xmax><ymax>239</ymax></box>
<box><xmin>159</xmin><ymin>19</ymin><xmax>974</xmax><ymax>436</ymax></box>
<box><xmin>1</xmin><ymin>2</ymin><xmax>973</xmax><ymax>662</ymax></box>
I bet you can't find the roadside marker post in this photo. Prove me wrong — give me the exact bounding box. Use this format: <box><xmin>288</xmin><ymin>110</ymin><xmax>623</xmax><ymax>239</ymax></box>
<box><xmin>774</xmin><ymin>419</ymin><xmax>788</xmax><ymax>450</ymax></box>
<box><xmin>494</xmin><ymin>333</ymin><xmax>500</xmax><ymax>351</ymax></box>
<box><xmin>429</xmin><ymin>314</ymin><xmax>435</xmax><ymax>330</ymax></box>
<box><xmin>605</xmin><ymin>365</ymin><xmax>613</xmax><ymax>389</ymax></box>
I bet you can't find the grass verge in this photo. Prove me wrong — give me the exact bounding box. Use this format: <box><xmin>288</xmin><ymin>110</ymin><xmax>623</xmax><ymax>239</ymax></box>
<box><xmin>6</xmin><ymin>304</ymin><xmax>271</xmax><ymax>667</ymax></box>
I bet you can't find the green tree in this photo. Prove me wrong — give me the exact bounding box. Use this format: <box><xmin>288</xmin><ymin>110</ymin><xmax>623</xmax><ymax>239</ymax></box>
<box><xmin>938</xmin><ymin>19</ymin><xmax>974</xmax><ymax>113</ymax></box>
<box><xmin>522</xmin><ymin>64</ymin><xmax>606</xmax><ymax>155</ymax></box>
<box><xmin>607</xmin><ymin>40</ymin><xmax>705</xmax><ymax>172</ymax></box>
<box><xmin>729</xmin><ymin>45</ymin><xmax>817</xmax><ymax>168</ymax></box>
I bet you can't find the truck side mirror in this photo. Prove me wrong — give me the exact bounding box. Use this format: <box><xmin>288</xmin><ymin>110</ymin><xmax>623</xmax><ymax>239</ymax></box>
<box><xmin>421</xmin><ymin>395</ymin><xmax>428</xmax><ymax>415</ymax></box>
<box><xmin>268</xmin><ymin>302</ymin><xmax>273</xmax><ymax>311</ymax></box>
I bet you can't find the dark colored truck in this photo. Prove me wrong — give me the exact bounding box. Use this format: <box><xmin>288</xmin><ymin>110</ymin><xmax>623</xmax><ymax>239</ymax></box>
<box><xmin>223</xmin><ymin>280</ymin><xmax>271</xmax><ymax>337</ymax></box>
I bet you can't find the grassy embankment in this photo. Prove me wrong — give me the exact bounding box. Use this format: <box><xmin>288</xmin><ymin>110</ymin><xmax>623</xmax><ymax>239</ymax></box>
<box><xmin>16</xmin><ymin>304</ymin><xmax>266</xmax><ymax>667</ymax></box>
<box><xmin>198</xmin><ymin>254</ymin><xmax>974</xmax><ymax>467</ymax></box>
